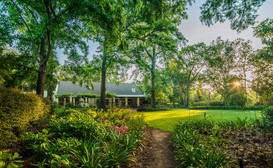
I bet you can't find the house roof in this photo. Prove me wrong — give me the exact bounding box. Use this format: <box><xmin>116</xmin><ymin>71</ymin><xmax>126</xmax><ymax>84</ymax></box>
<box><xmin>56</xmin><ymin>81</ymin><xmax>145</xmax><ymax>97</ymax></box>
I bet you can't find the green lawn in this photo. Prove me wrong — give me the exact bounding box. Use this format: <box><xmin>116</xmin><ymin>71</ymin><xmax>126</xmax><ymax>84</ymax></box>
<box><xmin>142</xmin><ymin>109</ymin><xmax>261</xmax><ymax>132</ymax></box>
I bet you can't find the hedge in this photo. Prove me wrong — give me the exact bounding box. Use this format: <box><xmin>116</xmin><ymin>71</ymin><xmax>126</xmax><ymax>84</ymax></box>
<box><xmin>0</xmin><ymin>88</ymin><xmax>49</xmax><ymax>148</ymax></box>
<box><xmin>189</xmin><ymin>105</ymin><xmax>267</xmax><ymax>110</ymax></box>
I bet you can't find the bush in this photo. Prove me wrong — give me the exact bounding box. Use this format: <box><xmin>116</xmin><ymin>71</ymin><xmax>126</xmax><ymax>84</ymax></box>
<box><xmin>0</xmin><ymin>150</ymin><xmax>23</xmax><ymax>167</ymax></box>
<box><xmin>189</xmin><ymin>106</ymin><xmax>242</xmax><ymax>110</ymax></box>
<box><xmin>261</xmin><ymin>106</ymin><xmax>273</xmax><ymax>131</ymax></box>
<box><xmin>191</xmin><ymin>101</ymin><xmax>209</xmax><ymax>106</ymax></box>
<box><xmin>228</xmin><ymin>93</ymin><xmax>247</xmax><ymax>106</ymax></box>
<box><xmin>0</xmin><ymin>88</ymin><xmax>49</xmax><ymax>148</ymax></box>
<box><xmin>172</xmin><ymin>121</ymin><xmax>229</xmax><ymax>167</ymax></box>
<box><xmin>49</xmin><ymin>109</ymin><xmax>104</xmax><ymax>139</ymax></box>
<box><xmin>20</xmin><ymin>108</ymin><xmax>145</xmax><ymax>167</ymax></box>
<box><xmin>209</xmin><ymin>101</ymin><xmax>225</xmax><ymax>106</ymax></box>
<box><xmin>137</xmin><ymin>106</ymin><xmax>168</xmax><ymax>112</ymax></box>
<box><xmin>245</xmin><ymin>105</ymin><xmax>267</xmax><ymax>110</ymax></box>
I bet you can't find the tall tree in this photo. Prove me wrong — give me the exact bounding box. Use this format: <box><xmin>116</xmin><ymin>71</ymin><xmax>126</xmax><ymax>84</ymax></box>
<box><xmin>0</xmin><ymin>0</ymin><xmax>126</xmax><ymax>97</ymax></box>
<box><xmin>94</xmin><ymin>44</ymin><xmax>129</xmax><ymax>109</ymax></box>
<box><xmin>251</xmin><ymin>57</ymin><xmax>273</xmax><ymax>105</ymax></box>
<box><xmin>129</xmin><ymin>0</ymin><xmax>188</xmax><ymax>108</ymax></box>
<box><xmin>233</xmin><ymin>39</ymin><xmax>254</xmax><ymax>104</ymax></box>
<box><xmin>64</xmin><ymin>0</ymin><xmax>129</xmax><ymax>110</ymax></box>
<box><xmin>205</xmin><ymin>38</ymin><xmax>239</xmax><ymax>105</ymax></box>
<box><xmin>171</xmin><ymin>43</ymin><xmax>208</xmax><ymax>106</ymax></box>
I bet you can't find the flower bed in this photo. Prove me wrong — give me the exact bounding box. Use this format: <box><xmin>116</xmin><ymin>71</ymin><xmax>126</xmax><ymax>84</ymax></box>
<box><xmin>0</xmin><ymin>108</ymin><xmax>144</xmax><ymax>167</ymax></box>
<box><xmin>172</xmin><ymin>118</ymin><xmax>273</xmax><ymax>167</ymax></box>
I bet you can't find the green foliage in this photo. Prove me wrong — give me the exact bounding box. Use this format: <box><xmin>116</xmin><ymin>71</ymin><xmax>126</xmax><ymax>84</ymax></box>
<box><xmin>0</xmin><ymin>50</ymin><xmax>35</xmax><ymax>89</ymax></box>
<box><xmin>261</xmin><ymin>106</ymin><xmax>273</xmax><ymax>131</ymax></box>
<box><xmin>171</xmin><ymin>118</ymin><xmax>273</xmax><ymax>167</ymax></box>
<box><xmin>172</xmin><ymin>121</ymin><xmax>229</xmax><ymax>168</ymax></box>
<box><xmin>190</xmin><ymin>106</ymin><xmax>242</xmax><ymax>110</ymax></box>
<box><xmin>19</xmin><ymin>108</ymin><xmax>144</xmax><ymax>167</ymax></box>
<box><xmin>55</xmin><ymin>93</ymin><xmax>72</xmax><ymax>98</ymax></box>
<box><xmin>0</xmin><ymin>88</ymin><xmax>49</xmax><ymax>148</ymax></box>
<box><xmin>49</xmin><ymin>110</ymin><xmax>103</xmax><ymax>139</ymax></box>
<box><xmin>190</xmin><ymin>104</ymin><xmax>266</xmax><ymax>110</ymax></box>
<box><xmin>128</xmin><ymin>0</ymin><xmax>190</xmax><ymax>108</ymax></box>
<box><xmin>1</xmin><ymin>0</ymin><xmax>121</xmax><ymax>95</ymax></box>
<box><xmin>254</xmin><ymin>18</ymin><xmax>273</xmax><ymax>59</ymax></box>
<box><xmin>106</xmin><ymin>92</ymin><xmax>116</xmax><ymax>98</ymax></box>
<box><xmin>200</xmin><ymin>0</ymin><xmax>266</xmax><ymax>31</ymax></box>
<box><xmin>0</xmin><ymin>150</ymin><xmax>23</xmax><ymax>168</ymax></box>
<box><xmin>228</xmin><ymin>92</ymin><xmax>247</xmax><ymax>106</ymax></box>
<box><xmin>76</xmin><ymin>93</ymin><xmax>99</xmax><ymax>98</ymax></box>
<box><xmin>251</xmin><ymin>58</ymin><xmax>273</xmax><ymax>105</ymax></box>
<box><xmin>137</xmin><ymin>106</ymin><xmax>168</xmax><ymax>112</ymax></box>
<box><xmin>68</xmin><ymin>140</ymin><xmax>102</xmax><ymax>167</ymax></box>
<box><xmin>74</xmin><ymin>92</ymin><xmax>116</xmax><ymax>99</ymax></box>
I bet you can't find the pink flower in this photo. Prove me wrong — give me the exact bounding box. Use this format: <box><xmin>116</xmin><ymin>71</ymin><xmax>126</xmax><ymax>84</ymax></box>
<box><xmin>115</xmin><ymin>125</ymin><xmax>128</xmax><ymax>134</ymax></box>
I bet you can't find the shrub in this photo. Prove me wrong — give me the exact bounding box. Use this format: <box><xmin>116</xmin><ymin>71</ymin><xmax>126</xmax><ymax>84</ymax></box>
<box><xmin>209</xmin><ymin>101</ymin><xmax>225</xmax><ymax>106</ymax></box>
<box><xmin>137</xmin><ymin>106</ymin><xmax>168</xmax><ymax>112</ymax></box>
<box><xmin>49</xmin><ymin>110</ymin><xmax>104</xmax><ymax>139</ymax></box>
<box><xmin>261</xmin><ymin>106</ymin><xmax>273</xmax><ymax>131</ymax></box>
<box><xmin>228</xmin><ymin>93</ymin><xmax>247</xmax><ymax>107</ymax></box>
<box><xmin>0</xmin><ymin>88</ymin><xmax>49</xmax><ymax>148</ymax></box>
<box><xmin>189</xmin><ymin>106</ymin><xmax>242</xmax><ymax>110</ymax></box>
<box><xmin>172</xmin><ymin>121</ymin><xmax>229</xmax><ymax>167</ymax></box>
<box><xmin>245</xmin><ymin>105</ymin><xmax>267</xmax><ymax>110</ymax></box>
<box><xmin>0</xmin><ymin>150</ymin><xmax>23</xmax><ymax>168</ymax></box>
<box><xmin>20</xmin><ymin>108</ymin><xmax>145</xmax><ymax>167</ymax></box>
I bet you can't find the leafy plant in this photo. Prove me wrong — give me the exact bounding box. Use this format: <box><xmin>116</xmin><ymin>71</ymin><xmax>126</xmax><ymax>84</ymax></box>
<box><xmin>69</xmin><ymin>140</ymin><xmax>102</xmax><ymax>168</ymax></box>
<box><xmin>261</xmin><ymin>106</ymin><xmax>273</xmax><ymax>131</ymax></box>
<box><xmin>0</xmin><ymin>88</ymin><xmax>49</xmax><ymax>148</ymax></box>
<box><xmin>18</xmin><ymin>108</ymin><xmax>144</xmax><ymax>167</ymax></box>
<box><xmin>0</xmin><ymin>150</ymin><xmax>23</xmax><ymax>168</ymax></box>
<box><xmin>172</xmin><ymin>121</ymin><xmax>229</xmax><ymax>167</ymax></box>
<box><xmin>49</xmin><ymin>111</ymin><xmax>104</xmax><ymax>139</ymax></box>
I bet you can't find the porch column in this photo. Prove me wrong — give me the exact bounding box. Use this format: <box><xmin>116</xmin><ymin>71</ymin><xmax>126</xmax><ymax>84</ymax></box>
<box><xmin>72</xmin><ymin>97</ymin><xmax>75</xmax><ymax>106</ymax></box>
<box><xmin>125</xmin><ymin>98</ymin><xmax>128</xmax><ymax>107</ymax></box>
<box><xmin>113</xmin><ymin>97</ymin><xmax>115</xmax><ymax>107</ymax></box>
<box><xmin>118</xmin><ymin>98</ymin><xmax>122</xmax><ymax>107</ymax></box>
<box><xmin>69</xmin><ymin>96</ymin><xmax>72</xmax><ymax>104</ymax></box>
<box><xmin>63</xmin><ymin>98</ymin><xmax>66</xmax><ymax>107</ymax></box>
<box><xmin>137</xmin><ymin>97</ymin><xmax>140</xmax><ymax>107</ymax></box>
<box><xmin>85</xmin><ymin>97</ymin><xmax>88</xmax><ymax>106</ymax></box>
<box><xmin>109</xmin><ymin>98</ymin><xmax>112</xmax><ymax>107</ymax></box>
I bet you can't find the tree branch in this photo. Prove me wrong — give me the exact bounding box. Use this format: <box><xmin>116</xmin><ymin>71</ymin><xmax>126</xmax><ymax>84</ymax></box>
<box><xmin>10</xmin><ymin>0</ymin><xmax>33</xmax><ymax>40</ymax></box>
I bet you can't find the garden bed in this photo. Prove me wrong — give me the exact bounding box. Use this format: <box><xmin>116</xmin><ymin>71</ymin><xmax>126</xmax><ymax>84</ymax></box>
<box><xmin>172</xmin><ymin>119</ymin><xmax>273</xmax><ymax>167</ymax></box>
<box><xmin>0</xmin><ymin>108</ymin><xmax>145</xmax><ymax>167</ymax></box>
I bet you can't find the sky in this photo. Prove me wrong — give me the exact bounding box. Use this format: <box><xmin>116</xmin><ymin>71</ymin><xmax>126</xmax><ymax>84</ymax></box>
<box><xmin>179</xmin><ymin>0</ymin><xmax>273</xmax><ymax>49</ymax></box>
<box><xmin>59</xmin><ymin>0</ymin><xmax>273</xmax><ymax>64</ymax></box>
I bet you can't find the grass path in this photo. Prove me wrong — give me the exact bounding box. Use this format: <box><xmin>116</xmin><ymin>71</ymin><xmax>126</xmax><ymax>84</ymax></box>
<box><xmin>142</xmin><ymin>109</ymin><xmax>261</xmax><ymax>132</ymax></box>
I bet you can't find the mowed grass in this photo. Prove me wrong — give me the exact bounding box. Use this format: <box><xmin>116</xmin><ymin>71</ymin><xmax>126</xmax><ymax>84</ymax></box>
<box><xmin>142</xmin><ymin>109</ymin><xmax>261</xmax><ymax>132</ymax></box>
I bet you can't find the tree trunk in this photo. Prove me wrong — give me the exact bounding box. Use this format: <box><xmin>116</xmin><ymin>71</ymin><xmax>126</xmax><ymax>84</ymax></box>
<box><xmin>100</xmin><ymin>54</ymin><xmax>107</xmax><ymax>110</ymax></box>
<box><xmin>36</xmin><ymin>38</ymin><xmax>46</xmax><ymax>97</ymax></box>
<box><xmin>151</xmin><ymin>47</ymin><xmax>156</xmax><ymax>109</ymax></box>
<box><xmin>36</xmin><ymin>64</ymin><xmax>47</xmax><ymax>97</ymax></box>
<box><xmin>184</xmin><ymin>83</ymin><xmax>190</xmax><ymax>107</ymax></box>
<box><xmin>36</xmin><ymin>34</ymin><xmax>50</xmax><ymax>97</ymax></box>
<box><xmin>36</xmin><ymin>1</ymin><xmax>52</xmax><ymax>97</ymax></box>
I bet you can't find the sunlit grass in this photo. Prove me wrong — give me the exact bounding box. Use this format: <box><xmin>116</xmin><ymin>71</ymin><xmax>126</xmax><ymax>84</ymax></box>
<box><xmin>142</xmin><ymin>109</ymin><xmax>261</xmax><ymax>132</ymax></box>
